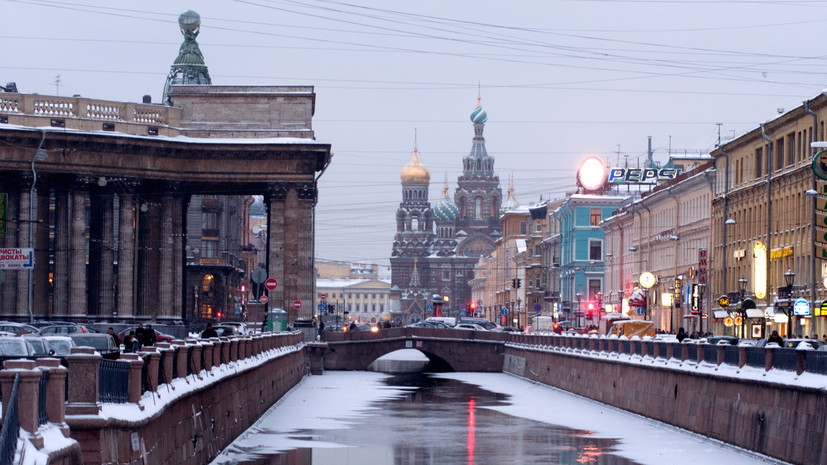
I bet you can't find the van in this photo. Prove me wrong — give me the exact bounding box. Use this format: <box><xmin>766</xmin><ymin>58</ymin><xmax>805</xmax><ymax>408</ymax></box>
<box><xmin>598</xmin><ymin>313</ymin><xmax>630</xmax><ymax>335</ymax></box>
<box><xmin>531</xmin><ymin>316</ymin><xmax>555</xmax><ymax>333</ymax></box>
<box><xmin>608</xmin><ymin>320</ymin><xmax>655</xmax><ymax>339</ymax></box>
<box><xmin>426</xmin><ymin>317</ymin><xmax>456</xmax><ymax>327</ymax></box>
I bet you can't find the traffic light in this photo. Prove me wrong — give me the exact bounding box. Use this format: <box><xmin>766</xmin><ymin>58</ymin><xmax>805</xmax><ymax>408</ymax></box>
<box><xmin>216</xmin><ymin>311</ymin><xmax>223</xmax><ymax>319</ymax></box>
<box><xmin>512</xmin><ymin>278</ymin><xmax>516</xmax><ymax>288</ymax></box>
<box><xmin>516</xmin><ymin>278</ymin><xmax>521</xmax><ymax>289</ymax></box>
<box><xmin>469</xmin><ymin>302</ymin><xmax>477</xmax><ymax>312</ymax></box>
<box><xmin>586</xmin><ymin>302</ymin><xmax>595</xmax><ymax>319</ymax></box>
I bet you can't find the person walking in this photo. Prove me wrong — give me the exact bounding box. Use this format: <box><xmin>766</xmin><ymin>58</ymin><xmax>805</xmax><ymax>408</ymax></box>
<box><xmin>107</xmin><ymin>327</ymin><xmax>120</xmax><ymax>347</ymax></box>
<box><xmin>676</xmin><ymin>327</ymin><xmax>688</xmax><ymax>342</ymax></box>
<box><xmin>767</xmin><ymin>330</ymin><xmax>783</xmax><ymax>345</ymax></box>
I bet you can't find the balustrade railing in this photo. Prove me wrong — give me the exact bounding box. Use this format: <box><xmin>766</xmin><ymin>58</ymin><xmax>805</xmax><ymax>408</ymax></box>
<box><xmin>38</xmin><ymin>370</ymin><xmax>49</xmax><ymax>425</ymax></box>
<box><xmin>99</xmin><ymin>359</ymin><xmax>130</xmax><ymax>403</ymax></box>
<box><xmin>0</xmin><ymin>375</ymin><xmax>20</xmax><ymax>465</ymax></box>
<box><xmin>0</xmin><ymin>93</ymin><xmax>178</xmax><ymax>126</ymax></box>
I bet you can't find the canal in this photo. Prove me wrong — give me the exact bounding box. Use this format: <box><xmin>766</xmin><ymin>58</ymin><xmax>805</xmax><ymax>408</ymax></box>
<box><xmin>210</xmin><ymin>369</ymin><xmax>789</xmax><ymax>465</ymax></box>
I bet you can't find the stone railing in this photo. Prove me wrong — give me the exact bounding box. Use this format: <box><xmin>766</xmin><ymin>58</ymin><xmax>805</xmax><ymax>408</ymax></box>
<box><xmin>0</xmin><ymin>93</ymin><xmax>182</xmax><ymax>133</ymax></box>
<box><xmin>0</xmin><ymin>330</ymin><xmax>304</xmax><ymax>463</ymax></box>
<box><xmin>505</xmin><ymin>332</ymin><xmax>827</xmax><ymax>376</ymax></box>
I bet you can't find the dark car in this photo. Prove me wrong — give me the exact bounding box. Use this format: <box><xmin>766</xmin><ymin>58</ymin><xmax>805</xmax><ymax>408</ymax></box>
<box><xmin>407</xmin><ymin>320</ymin><xmax>448</xmax><ymax>329</ymax></box>
<box><xmin>117</xmin><ymin>327</ymin><xmax>175</xmax><ymax>344</ymax></box>
<box><xmin>704</xmin><ymin>336</ymin><xmax>739</xmax><ymax>346</ymax></box>
<box><xmin>69</xmin><ymin>333</ymin><xmax>120</xmax><ymax>359</ymax></box>
<box><xmin>457</xmin><ymin>318</ymin><xmax>496</xmax><ymax>330</ymax></box>
<box><xmin>200</xmin><ymin>325</ymin><xmax>239</xmax><ymax>338</ymax></box>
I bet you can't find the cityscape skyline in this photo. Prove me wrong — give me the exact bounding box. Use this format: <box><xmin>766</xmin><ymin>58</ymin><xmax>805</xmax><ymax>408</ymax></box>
<box><xmin>5</xmin><ymin>0</ymin><xmax>827</xmax><ymax>265</ymax></box>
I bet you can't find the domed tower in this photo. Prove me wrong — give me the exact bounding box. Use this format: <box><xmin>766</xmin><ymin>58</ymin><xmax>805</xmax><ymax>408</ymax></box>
<box><xmin>453</xmin><ymin>94</ymin><xmax>502</xmax><ymax>257</ymax></box>
<box><xmin>433</xmin><ymin>176</ymin><xmax>459</xmax><ymax>257</ymax></box>
<box><xmin>390</xmin><ymin>140</ymin><xmax>437</xmax><ymax>323</ymax></box>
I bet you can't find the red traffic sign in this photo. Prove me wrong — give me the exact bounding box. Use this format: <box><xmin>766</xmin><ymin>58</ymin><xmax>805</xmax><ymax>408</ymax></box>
<box><xmin>264</xmin><ymin>278</ymin><xmax>278</xmax><ymax>291</ymax></box>
<box><xmin>320</xmin><ymin>293</ymin><xmax>327</xmax><ymax>300</ymax></box>
<box><xmin>259</xmin><ymin>295</ymin><xmax>269</xmax><ymax>304</ymax></box>
<box><xmin>293</xmin><ymin>300</ymin><xmax>302</xmax><ymax>309</ymax></box>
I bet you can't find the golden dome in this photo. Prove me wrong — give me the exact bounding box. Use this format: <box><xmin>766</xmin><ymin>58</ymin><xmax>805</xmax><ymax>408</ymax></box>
<box><xmin>400</xmin><ymin>147</ymin><xmax>430</xmax><ymax>183</ymax></box>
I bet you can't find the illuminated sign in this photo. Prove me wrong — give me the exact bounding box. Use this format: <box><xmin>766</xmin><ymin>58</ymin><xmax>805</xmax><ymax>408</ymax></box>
<box><xmin>753</xmin><ymin>241</ymin><xmax>767</xmax><ymax>299</ymax></box>
<box><xmin>770</xmin><ymin>246</ymin><xmax>793</xmax><ymax>260</ymax></box>
<box><xmin>698</xmin><ymin>249</ymin><xmax>707</xmax><ymax>285</ymax></box>
<box><xmin>608</xmin><ymin>168</ymin><xmax>681</xmax><ymax>184</ymax></box>
<box><xmin>639</xmin><ymin>272</ymin><xmax>657</xmax><ymax>289</ymax></box>
<box><xmin>577</xmin><ymin>157</ymin><xmax>608</xmax><ymax>191</ymax></box>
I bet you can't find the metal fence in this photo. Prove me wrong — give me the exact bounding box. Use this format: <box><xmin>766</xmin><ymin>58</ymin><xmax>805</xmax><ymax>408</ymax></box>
<box><xmin>0</xmin><ymin>374</ymin><xmax>20</xmax><ymax>465</ymax></box>
<box><xmin>38</xmin><ymin>370</ymin><xmax>49</xmax><ymax>425</ymax></box>
<box><xmin>99</xmin><ymin>359</ymin><xmax>130</xmax><ymax>403</ymax></box>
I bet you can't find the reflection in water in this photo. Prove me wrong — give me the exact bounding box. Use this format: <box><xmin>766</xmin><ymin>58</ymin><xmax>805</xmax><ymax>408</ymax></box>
<box><xmin>221</xmin><ymin>374</ymin><xmax>640</xmax><ymax>465</ymax></box>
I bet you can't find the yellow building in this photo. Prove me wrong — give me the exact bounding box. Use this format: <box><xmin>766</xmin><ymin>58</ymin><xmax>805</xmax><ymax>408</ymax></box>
<box><xmin>711</xmin><ymin>95</ymin><xmax>827</xmax><ymax>339</ymax></box>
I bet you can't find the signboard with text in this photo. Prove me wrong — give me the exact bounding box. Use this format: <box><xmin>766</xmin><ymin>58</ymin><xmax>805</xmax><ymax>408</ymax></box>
<box><xmin>0</xmin><ymin>248</ymin><xmax>34</xmax><ymax>269</ymax></box>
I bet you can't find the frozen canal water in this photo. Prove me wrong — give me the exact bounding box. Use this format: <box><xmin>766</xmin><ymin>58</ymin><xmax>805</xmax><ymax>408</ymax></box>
<box><xmin>211</xmin><ymin>356</ymin><xmax>789</xmax><ymax>465</ymax></box>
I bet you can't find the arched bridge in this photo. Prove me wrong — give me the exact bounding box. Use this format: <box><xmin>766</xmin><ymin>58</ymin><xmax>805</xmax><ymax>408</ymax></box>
<box><xmin>320</xmin><ymin>327</ymin><xmax>507</xmax><ymax>371</ymax></box>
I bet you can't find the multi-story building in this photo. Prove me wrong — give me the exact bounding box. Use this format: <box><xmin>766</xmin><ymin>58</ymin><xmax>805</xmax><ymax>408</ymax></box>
<box><xmin>711</xmin><ymin>95</ymin><xmax>827</xmax><ymax>339</ymax></box>
<box><xmin>603</xmin><ymin>162</ymin><xmax>714</xmax><ymax>334</ymax></box>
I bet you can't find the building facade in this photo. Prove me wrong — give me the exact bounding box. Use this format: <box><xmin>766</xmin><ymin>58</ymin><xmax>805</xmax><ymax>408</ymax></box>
<box><xmin>390</xmin><ymin>100</ymin><xmax>502</xmax><ymax>324</ymax></box>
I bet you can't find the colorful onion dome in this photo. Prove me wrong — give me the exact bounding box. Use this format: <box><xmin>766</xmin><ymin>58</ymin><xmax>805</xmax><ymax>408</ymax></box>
<box><xmin>470</xmin><ymin>105</ymin><xmax>487</xmax><ymax>124</ymax></box>
<box><xmin>434</xmin><ymin>194</ymin><xmax>459</xmax><ymax>220</ymax></box>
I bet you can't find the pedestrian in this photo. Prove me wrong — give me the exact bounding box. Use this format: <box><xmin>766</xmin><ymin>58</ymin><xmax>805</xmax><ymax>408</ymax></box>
<box><xmin>383</xmin><ymin>320</ymin><xmax>391</xmax><ymax>329</ymax></box>
<box><xmin>123</xmin><ymin>332</ymin><xmax>134</xmax><ymax>352</ymax></box>
<box><xmin>767</xmin><ymin>330</ymin><xmax>783</xmax><ymax>345</ymax></box>
<box><xmin>135</xmin><ymin>324</ymin><xmax>146</xmax><ymax>345</ymax></box>
<box><xmin>822</xmin><ymin>334</ymin><xmax>827</xmax><ymax>342</ymax></box>
<box><xmin>143</xmin><ymin>324</ymin><xmax>157</xmax><ymax>347</ymax></box>
<box><xmin>202</xmin><ymin>324</ymin><xmax>218</xmax><ymax>339</ymax></box>
<box><xmin>676</xmin><ymin>327</ymin><xmax>687</xmax><ymax>342</ymax></box>
<box><xmin>107</xmin><ymin>327</ymin><xmax>120</xmax><ymax>347</ymax></box>
<box><xmin>349</xmin><ymin>321</ymin><xmax>357</xmax><ymax>332</ymax></box>
<box><xmin>318</xmin><ymin>320</ymin><xmax>325</xmax><ymax>337</ymax></box>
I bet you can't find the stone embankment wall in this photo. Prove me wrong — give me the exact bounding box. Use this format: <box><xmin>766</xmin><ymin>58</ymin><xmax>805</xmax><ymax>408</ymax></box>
<box><xmin>503</xmin><ymin>336</ymin><xmax>826</xmax><ymax>465</ymax></box>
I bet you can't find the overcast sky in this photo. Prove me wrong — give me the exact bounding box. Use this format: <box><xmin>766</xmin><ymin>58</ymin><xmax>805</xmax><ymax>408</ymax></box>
<box><xmin>5</xmin><ymin>0</ymin><xmax>827</xmax><ymax>267</ymax></box>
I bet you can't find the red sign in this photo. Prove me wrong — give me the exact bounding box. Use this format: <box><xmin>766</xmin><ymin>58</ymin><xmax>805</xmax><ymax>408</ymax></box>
<box><xmin>293</xmin><ymin>300</ymin><xmax>302</xmax><ymax>309</ymax></box>
<box><xmin>259</xmin><ymin>295</ymin><xmax>269</xmax><ymax>304</ymax></box>
<box><xmin>698</xmin><ymin>248</ymin><xmax>707</xmax><ymax>284</ymax></box>
<box><xmin>320</xmin><ymin>293</ymin><xmax>327</xmax><ymax>300</ymax></box>
<box><xmin>264</xmin><ymin>278</ymin><xmax>278</xmax><ymax>291</ymax></box>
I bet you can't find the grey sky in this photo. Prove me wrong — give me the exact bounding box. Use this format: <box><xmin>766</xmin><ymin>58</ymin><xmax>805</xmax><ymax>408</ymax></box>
<box><xmin>4</xmin><ymin>0</ymin><xmax>827</xmax><ymax>266</ymax></box>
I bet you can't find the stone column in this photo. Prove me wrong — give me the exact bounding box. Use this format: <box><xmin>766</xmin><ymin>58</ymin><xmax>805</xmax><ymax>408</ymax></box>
<box><xmin>265</xmin><ymin>183</ymin><xmax>286</xmax><ymax>314</ymax></box>
<box><xmin>64</xmin><ymin>347</ymin><xmax>101</xmax><ymax>415</ymax></box>
<box><xmin>172</xmin><ymin>195</ymin><xmax>187</xmax><ymax>321</ymax></box>
<box><xmin>15</xmin><ymin>182</ymin><xmax>31</xmax><ymax>317</ymax></box>
<box><xmin>34</xmin><ymin>185</ymin><xmax>50</xmax><ymax>318</ymax></box>
<box><xmin>36</xmin><ymin>358</ymin><xmax>70</xmax><ymax>436</ymax></box>
<box><xmin>293</xmin><ymin>182</ymin><xmax>317</xmax><ymax>320</ymax></box>
<box><xmin>0</xmin><ymin>187</ymin><xmax>19</xmax><ymax>315</ymax></box>
<box><xmin>158</xmin><ymin>195</ymin><xmax>175</xmax><ymax>319</ymax></box>
<box><xmin>94</xmin><ymin>192</ymin><xmax>116</xmax><ymax>317</ymax></box>
<box><xmin>0</xmin><ymin>360</ymin><xmax>44</xmax><ymax>447</ymax></box>
<box><xmin>53</xmin><ymin>186</ymin><xmax>70</xmax><ymax>317</ymax></box>
<box><xmin>117</xmin><ymin>192</ymin><xmax>136</xmax><ymax>317</ymax></box>
<box><xmin>69</xmin><ymin>181</ymin><xmax>88</xmax><ymax>318</ymax></box>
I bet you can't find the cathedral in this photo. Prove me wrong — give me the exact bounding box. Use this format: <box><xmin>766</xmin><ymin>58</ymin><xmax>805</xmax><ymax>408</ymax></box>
<box><xmin>389</xmin><ymin>99</ymin><xmax>502</xmax><ymax>324</ymax></box>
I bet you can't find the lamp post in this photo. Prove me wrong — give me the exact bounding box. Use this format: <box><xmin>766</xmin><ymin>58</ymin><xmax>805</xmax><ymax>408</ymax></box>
<box><xmin>738</xmin><ymin>276</ymin><xmax>747</xmax><ymax>338</ymax></box>
<box><xmin>784</xmin><ymin>268</ymin><xmax>795</xmax><ymax>338</ymax></box>
<box><xmin>576</xmin><ymin>291</ymin><xmax>583</xmax><ymax>329</ymax></box>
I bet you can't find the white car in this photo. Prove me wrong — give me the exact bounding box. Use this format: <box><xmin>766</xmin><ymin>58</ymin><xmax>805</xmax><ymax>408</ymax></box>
<box><xmin>222</xmin><ymin>322</ymin><xmax>250</xmax><ymax>335</ymax></box>
<box><xmin>454</xmin><ymin>323</ymin><xmax>486</xmax><ymax>331</ymax></box>
<box><xmin>42</xmin><ymin>336</ymin><xmax>76</xmax><ymax>356</ymax></box>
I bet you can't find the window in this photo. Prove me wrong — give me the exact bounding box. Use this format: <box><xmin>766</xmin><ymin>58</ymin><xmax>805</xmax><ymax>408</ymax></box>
<box><xmin>587</xmin><ymin>279</ymin><xmax>602</xmax><ymax>300</ymax></box>
<box><xmin>589</xmin><ymin>240</ymin><xmax>602</xmax><ymax>261</ymax></box>
<box><xmin>202</xmin><ymin>211</ymin><xmax>218</xmax><ymax>230</ymax></box>
<box><xmin>520</xmin><ymin>222</ymin><xmax>527</xmax><ymax>235</ymax></box>
<box><xmin>442</xmin><ymin>269</ymin><xmax>450</xmax><ymax>281</ymax></box>
<box><xmin>590</xmin><ymin>208</ymin><xmax>601</xmax><ymax>226</ymax></box>
<box><xmin>475</xmin><ymin>198</ymin><xmax>482</xmax><ymax>219</ymax></box>
<box><xmin>203</xmin><ymin>239</ymin><xmax>218</xmax><ymax>258</ymax></box>
<box><xmin>755</xmin><ymin>147</ymin><xmax>763</xmax><ymax>178</ymax></box>
<box><xmin>380</xmin><ymin>304</ymin><xmax>385</xmax><ymax>313</ymax></box>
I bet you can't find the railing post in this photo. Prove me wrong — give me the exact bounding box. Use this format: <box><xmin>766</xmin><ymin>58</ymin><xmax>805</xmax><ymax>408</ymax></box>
<box><xmin>0</xmin><ymin>360</ymin><xmax>44</xmax><ymax>447</ymax></box>
<box><xmin>738</xmin><ymin>345</ymin><xmax>747</xmax><ymax>368</ymax></box>
<box><xmin>666</xmin><ymin>342</ymin><xmax>674</xmax><ymax>360</ymax></box>
<box><xmin>189</xmin><ymin>340</ymin><xmax>204</xmax><ymax>377</ymax></box>
<box><xmin>220</xmin><ymin>337</ymin><xmax>230</xmax><ymax>365</ymax></box>
<box><xmin>157</xmin><ymin>342</ymin><xmax>174</xmax><ymax>386</ymax></box>
<box><xmin>118</xmin><ymin>353</ymin><xmax>145</xmax><ymax>407</ymax></box>
<box><xmin>230</xmin><ymin>338</ymin><xmax>239</xmax><ymax>362</ymax></box>
<box><xmin>765</xmin><ymin>347</ymin><xmax>775</xmax><ymax>371</ymax></box>
<box><xmin>681</xmin><ymin>343</ymin><xmax>689</xmax><ymax>362</ymax></box>
<box><xmin>65</xmin><ymin>347</ymin><xmax>102</xmax><ymax>415</ymax></box>
<box><xmin>716</xmin><ymin>344</ymin><xmax>726</xmax><ymax>366</ymax></box>
<box><xmin>173</xmin><ymin>340</ymin><xmax>189</xmax><ymax>382</ymax></box>
<box><xmin>35</xmin><ymin>358</ymin><xmax>70</xmax><ymax>437</ymax></box>
<box><xmin>796</xmin><ymin>349</ymin><xmax>807</xmax><ymax>375</ymax></box>
<box><xmin>141</xmin><ymin>348</ymin><xmax>160</xmax><ymax>394</ymax></box>
<box><xmin>202</xmin><ymin>341</ymin><xmax>214</xmax><ymax>373</ymax></box>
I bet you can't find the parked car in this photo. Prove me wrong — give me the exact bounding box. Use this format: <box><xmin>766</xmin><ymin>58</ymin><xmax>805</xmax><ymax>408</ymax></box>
<box><xmin>42</xmin><ymin>335</ymin><xmax>76</xmax><ymax>356</ymax></box>
<box><xmin>0</xmin><ymin>322</ymin><xmax>39</xmax><ymax>336</ymax></box>
<box><xmin>491</xmin><ymin>326</ymin><xmax>520</xmax><ymax>333</ymax></box>
<box><xmin>407</xmin><ymin>320</ymin><xmax>448</xmax><ymax>329</ymax></box>
<box><xmin>0</xmin><ymin>336</ymin><xmax>35</xmax><ymax>361</ymax></box>
<box><xmin>21</xmin><ymin>335</ymin><xmax>52</xmax><ymax>356</ymax></box>
<box><xmin>38</xmin><ymin>324</ymin><xmax>94</xmax><ymax>336</ymax></box>
<box><xmin>457</xmin><ymin>318</ymin><xmax>496</xmax><ymax>330</ymax></box>
<box><xmin>783</xmin><ymin>338</ymin><xmax>824</xmax><ymax>350</ymax></box>
<box><xmin>221</xmin><ymin>322</ymin><xmax>250</xmax><ymax>335</ymax></box>
<box><xmin>69</xmin><ymin>333</ymin><xmax>120</xmax><ymax>359</ymax></box>
<box><xmin>703</xmin><ymin>336</ymin><xmax>739</xmax><ymax>346</ymax></box>
<box><xmin>117</xmin><ymin>327</ymin><xmax>175</xmax><ymax>344</ymax></box>
<box><xmin>454</xmin><ymin>323</ymin><xmax>487</xmax><ymax>331</ymax></box>
<box><xmin>199</xmin><ymin>325</ymin><xmax>240</xmax><ymax>338</ymax></box>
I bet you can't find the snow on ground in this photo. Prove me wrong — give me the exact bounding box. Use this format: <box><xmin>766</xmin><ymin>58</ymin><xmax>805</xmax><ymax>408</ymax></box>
<box><xmin>210</xmin><ymin>357</ymin><xmax>790</xmax><ymax>465</ymax></box>
<box><xmin>437</xmin><ymin>372</ymin><xmax>791</xmax><ymax>465</ymax></box>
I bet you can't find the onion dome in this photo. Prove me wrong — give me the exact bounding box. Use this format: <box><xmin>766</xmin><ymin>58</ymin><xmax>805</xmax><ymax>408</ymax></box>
<box><xmin>400</xmin><ymin>147</ymin><xmax>431</xmax><ymax>183</ymax></box>
<box><xmin>470</xmin><ymin>105</ymin><xmax>488</xmax><ymax>125</ymax></box>
<box><xmin>434</xmin><ymin>184</ymin><xmax>459</xmax><ymax>220</ymax></box>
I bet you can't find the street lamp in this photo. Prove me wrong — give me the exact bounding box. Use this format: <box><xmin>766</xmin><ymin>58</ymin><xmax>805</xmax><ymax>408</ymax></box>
<box><xmin>784</xmin><ymin>268</ymin><xmax>795</xmax><ymax>338</ymax></box>
<box><xmin>738</xmin><ymin>276</ymin><xmax>747</xmax><ymax>338</ymax></box>
<box><xmin>576</xmin><ymin>291</ymin><xmax>583</xmax><ymax>329</ymax></box>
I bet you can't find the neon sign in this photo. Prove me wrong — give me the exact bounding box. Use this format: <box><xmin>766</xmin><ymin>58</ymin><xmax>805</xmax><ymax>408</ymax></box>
<box><xmin>753</xmin><ymin>241</ymin><xmax>767</xmax><ymax>299</ymax></box>
<box><xmin>608</xmin><ymin>168</ymin><xmax>681</xmax><ymax>184</ymax></box>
